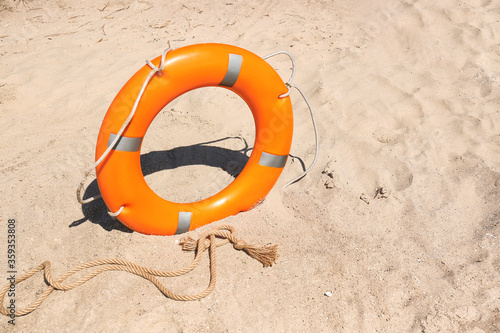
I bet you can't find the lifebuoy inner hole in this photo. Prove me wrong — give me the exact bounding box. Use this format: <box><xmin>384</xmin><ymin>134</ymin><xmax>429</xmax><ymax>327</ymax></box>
<box><xmin>140</xmin><ymin>87</ymin><xmax>256</xmax><ymax>203</ymax></box>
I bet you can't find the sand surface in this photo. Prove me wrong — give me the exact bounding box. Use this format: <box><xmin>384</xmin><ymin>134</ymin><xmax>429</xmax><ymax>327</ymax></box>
<box><xmin>1</xmin><ymin>0</ymin><xmax>499</xmax><ymax>332</ymax></box>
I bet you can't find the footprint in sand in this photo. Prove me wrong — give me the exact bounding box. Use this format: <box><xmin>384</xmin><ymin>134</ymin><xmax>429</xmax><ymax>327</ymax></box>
<box><xmin>321</xmin><ymin>161</ymin><xmax>340</xmax><ymax>190</ymax></box>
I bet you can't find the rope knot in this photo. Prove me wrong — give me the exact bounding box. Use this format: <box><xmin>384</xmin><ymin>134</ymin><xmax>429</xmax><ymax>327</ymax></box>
<box><xmin>146</xmin><ymin>60</ymin><xmax>163</xmax><ymax>76</ymax></box>
<box><xmin>233</xmin><ymin>240</ymin><xmax>247</xmax><ymax>250</ymax></box>
<box><xmin>145</xmin><ymin>46</ymin><xmax>171</xmax><ymax>77</ymax></box>
<box><xmin>233</xmin><ymin>240</ymin><xmax>248</xmax><ymax>250</ymax></box>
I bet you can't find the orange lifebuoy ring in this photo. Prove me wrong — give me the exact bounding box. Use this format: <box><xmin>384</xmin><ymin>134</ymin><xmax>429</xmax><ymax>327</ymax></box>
<box><xmin>95</xmin><ymin>43</ymin><xmax>293</xmax><ymax>235</ymax></box>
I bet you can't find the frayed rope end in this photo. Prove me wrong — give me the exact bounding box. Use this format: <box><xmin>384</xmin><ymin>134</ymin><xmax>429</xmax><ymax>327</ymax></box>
<box><xmin>238</xmin><ymin>243</ymin><xmax>279</xmax><ymax>267</ymax></box>
<box><xmin>179</xmin><ymin>235</ymin><xmax>198</xmax><ymax>252</ymax></box>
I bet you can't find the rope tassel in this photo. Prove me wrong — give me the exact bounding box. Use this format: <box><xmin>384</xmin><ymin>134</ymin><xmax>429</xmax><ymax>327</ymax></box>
<box><xmin>234</xmin><ymin>242</ymin><xmax>279</xmax><ymax>267</ymax></box>
<box><xmin>0</xmin><ymin>225</ymin><xmax>278</xmax><ymax>317</ymax></box>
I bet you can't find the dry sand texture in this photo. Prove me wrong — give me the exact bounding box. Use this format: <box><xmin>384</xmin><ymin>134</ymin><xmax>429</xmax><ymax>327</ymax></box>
<box><xmin>1</xmin><ymin>0</ymin><xmax>499</xmax><ymax>332</ymax></box>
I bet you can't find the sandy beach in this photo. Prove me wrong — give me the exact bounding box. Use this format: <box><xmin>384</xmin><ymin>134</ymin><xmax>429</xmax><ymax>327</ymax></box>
<box><xmin>1</xmin><ymin>0</ymin><xmax>499</xmax><ymax>331</ymax></box>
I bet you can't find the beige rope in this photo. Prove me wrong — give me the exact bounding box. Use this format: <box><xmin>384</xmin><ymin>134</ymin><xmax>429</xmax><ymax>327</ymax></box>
<box><xmin>0</xmin><ymin>224</ymin><xmax>278</xmax><ymax>317</ymax></box>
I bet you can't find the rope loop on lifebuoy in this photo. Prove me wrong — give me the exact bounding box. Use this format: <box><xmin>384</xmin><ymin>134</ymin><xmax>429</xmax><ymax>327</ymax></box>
<box><xmin>76</xmin><ymin>46</ymin><xmax>173</xmax><ymax>206</ymax></box>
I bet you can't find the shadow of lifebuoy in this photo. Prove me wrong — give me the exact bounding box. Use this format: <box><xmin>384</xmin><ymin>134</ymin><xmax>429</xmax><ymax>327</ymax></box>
<box><xmin>71</xmin><ymin>137</ymin><xmax>251</xmax><ymax>232</ymax></box>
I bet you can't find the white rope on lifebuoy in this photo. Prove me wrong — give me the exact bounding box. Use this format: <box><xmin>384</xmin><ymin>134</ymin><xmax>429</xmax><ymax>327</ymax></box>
<box><xmin>76</xmin><ymin>46</ymin><xmax>173</xmax><ymax>207</ymax></box>
<box><xmin>262</xmin><ymin>51</ymin><xmax>319</xmax><ymax>188</ymax></box>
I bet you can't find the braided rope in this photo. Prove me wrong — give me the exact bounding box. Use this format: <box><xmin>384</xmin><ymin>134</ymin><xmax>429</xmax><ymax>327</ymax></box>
<box><xmin>0</xmin><ymin>225</ymin><xmax>278</xmax><ymax>317</ymax></box>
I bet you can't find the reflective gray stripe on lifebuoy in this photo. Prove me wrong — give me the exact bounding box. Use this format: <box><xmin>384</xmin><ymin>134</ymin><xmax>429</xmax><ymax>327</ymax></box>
<box><xmin>259</xmin><ymin>152</ymin><xmax>288</xmax><ymax>168</ymax></box>
<box><xmin>107</xmin><ymin>133</ymin><xmax>143</xmax><ymax>152</ymax></box>
<box><xmin>176</xmin><ymin>211</ymin><xmax>192</xmax><ymax>235</ymax></box>
<box><xmin>219</xmin><ymin>53</ymin><xmax>243</xmax><ymax>87</ymax></box>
